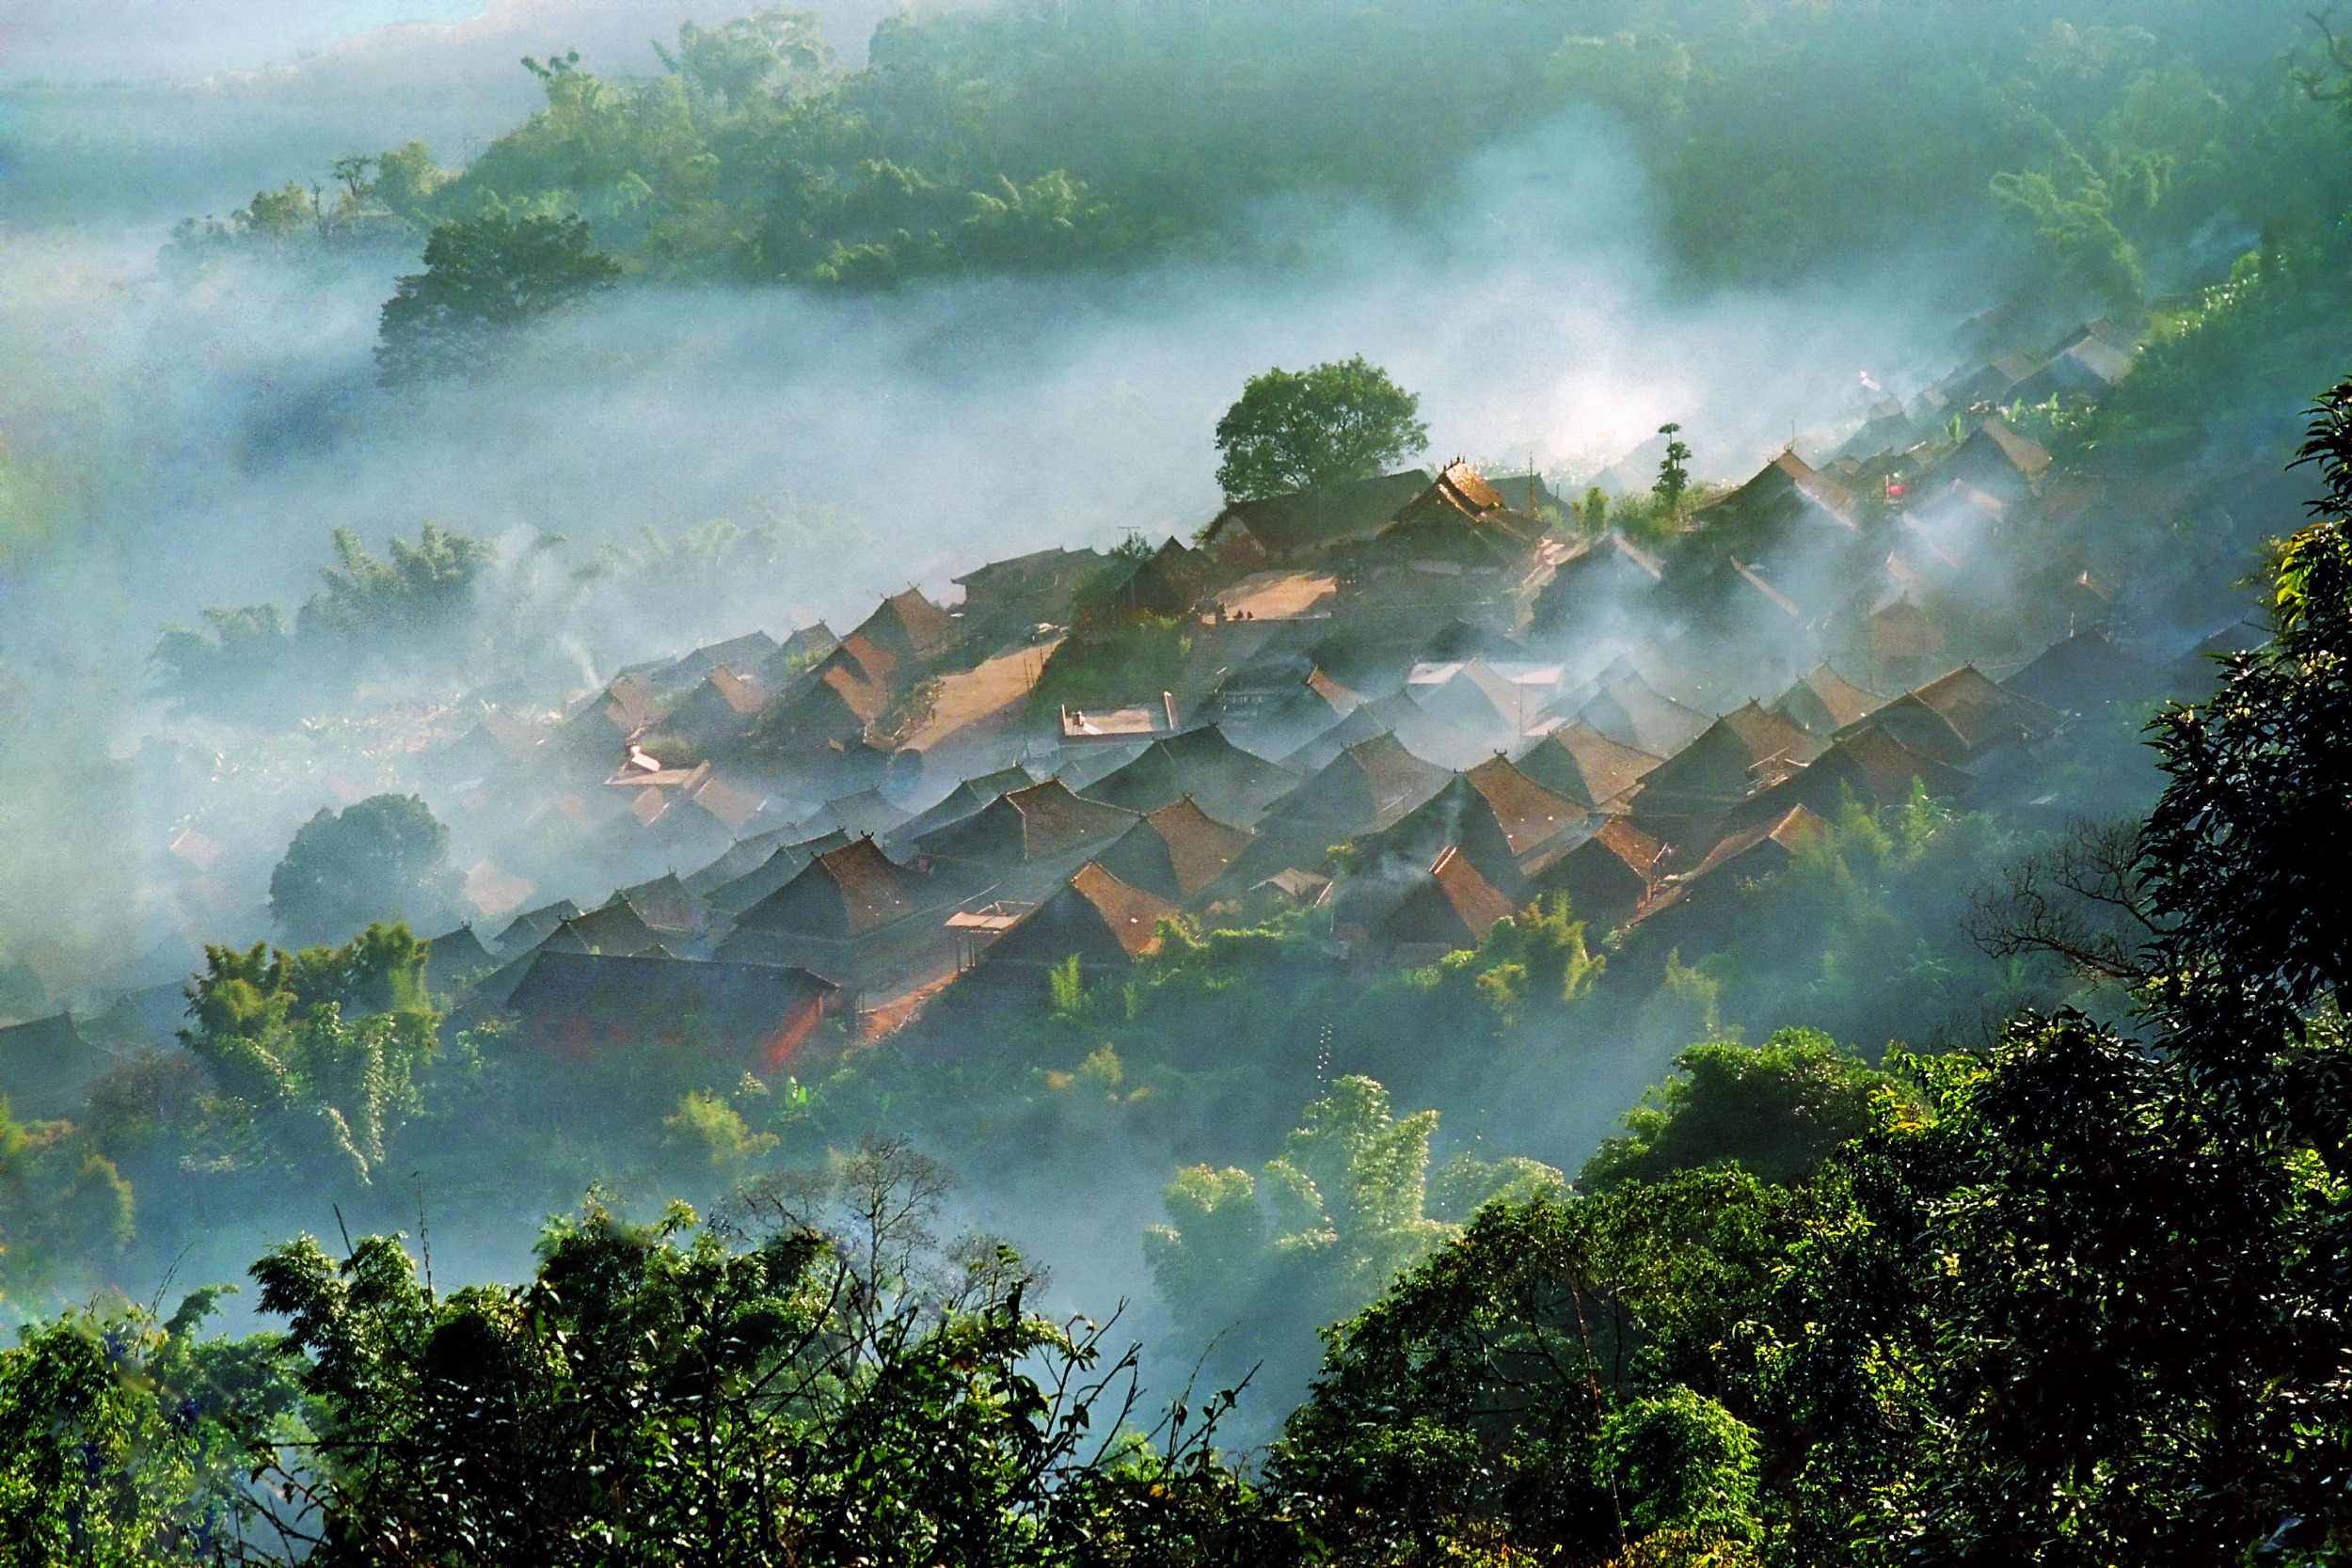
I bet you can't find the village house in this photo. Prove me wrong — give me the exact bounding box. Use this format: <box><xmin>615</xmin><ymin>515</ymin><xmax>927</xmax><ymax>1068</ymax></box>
<box><xmin>501</xmin><ymin>951</ymin><xmax>841</xmax><ymax>1074</ymax></box>
<box><xmin>1520</xmin><ymin>816</ymin><xmax>1667</xmax><ymax>931</ymax></box>
<box><xmin>1197</xmin><ymin>470</ymin><xmax>1434</xmax><ymax>566</ymax></box>
<box><xmin>1091</xmin><ymin>798</ymin><xmax>1255</xmax><ymax>905</ymax></box>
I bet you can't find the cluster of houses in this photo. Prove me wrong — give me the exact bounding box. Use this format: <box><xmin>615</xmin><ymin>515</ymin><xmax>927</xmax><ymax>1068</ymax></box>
<box><xmin>0</xmin><ymin>310</ymin><xmax>2272</xmax><ymax>1102</ymax></box>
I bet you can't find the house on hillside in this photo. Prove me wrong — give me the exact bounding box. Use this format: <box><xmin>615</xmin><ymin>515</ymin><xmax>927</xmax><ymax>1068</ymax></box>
<box><xmin>1075</xmin><ymin>548</ymin><xmax>1201</xmax><ymax>628</ymax></box>
<box><xmin>1258</xmin><ymin>732</ymin><xmax>1451</xmax><ymax>839</ymax></box>
<box><xmin>1723</xmin><ymin>724</ymin><xmax>1977</xmax><ymax>832</ymax></box>
<box><xmin>1092</xmin><ymin>798</ymin><xmax>1253</xmax><ymax>904</ymax></box>
<box><xmin>1197</xmin><ymin>470</ymin><xmax>1432</xmax><ymax>566</ymax></box>
<box><xmin>884</xmin><ymin>639</ymin><xmax>1063</xmax><ymax>789</ymax></box>
<box><xmin>1527</xmin><ymin>532</ymin><xmax>1664</xmax><ymax>637</ymax></box>
<box><xmin>1463</xmin><ymin>755</ymin><xmax>1584</xmax><ymax>860</ymax></box>
<box><xmin>1772</xmin><ymin>663</ymin><xmax>1887</xmax><ymax>736</ymax></box>
<box><xmin>1574</xmin><ymin>669</ymin><xmax>1710</xmax><ymax>758</ymax></box>
<box><xmin>946</xmin><ymin>863</ymin><xmax>1176</xmax><ymax>998</ymax></box>
<box><xmin>1935</xmin><ymin>417</ymin><xmax>2051</xmax><ymax>506</ymax></box>
<box><xmin>2000</xmin><ymin>629</ymin><xmax>2164</xmax><ymax>719</ymax></box>
<box><xmin>1351</xmin><ymin>773</ymin><xmax>1523</xmax><ymax>898</ymax></box>
<box><xmin>890</xmin><ymin>766</ymin><xmax>1040</xmax><ymax>845</ymax></box>
<box><xmin>1354</xmin><ymin>847</ymin><xmax>1515</xmax><ymax>968</ymax></box>
<box><xmin>1362</xmin><ymin>461</ymin><xmax>1541</xmax><ymax>574</ymax></box>
<box><xmin>951</xmin><ymin>547</ymin><xmax>1107</xmax><ymax>632</ymax></box>
<box><xmin>1513</xmin><ymin>721</ymin><xmax>1663</xmax><ymax>812</ymax></box>
<box><xmin>1678</xmin><ymin>450</ymin><xmax>1858</xmax><ymax>568</ymax></box>
<box><xmin>757</xmin><ymin>623</ymin><xmax>841</xmax><ymax>683</ymax></box>
<box><xmin>727</xmin><ymin>836</ymin><xmax>937</xmax><ymax>950</ymax></box>
<box><xmin>914</xmin><ymin>781</ymin><xmax>1138</xmax><ymax>875</ymax></box>
<box><xmin>501</xmin><ymin>951</ymin><xmax>841</xmax><ymax>1074</ymax></box>
<box><xmin>1521</xmin><ymin>816</ymin><xmax>1665</xmax><ymax>931</ymax></box>
<box><xmin>1077</xmin><ymin>725</ymin><xmax>1297</xmax><ymax>825</ymax></box>
<box><xmin>664</xmin><ymin>667</ymin><xmax>771</xmax><ymax>751</ymax></box>
<box><xmin>1628</xmin><ymin>702</ymin><xmax>1823</xmax><ymax>842</ymax></box>
<box><xmin>543</xmin><ymin>899</ymin><xmax>672</xmax><ymax>958</ymax></box>
<box><xmin>1630</xmin><ymin>805</ymin><xmax>1826</xmax><ymax>947</ymax></box>
<box><xmin>1838</xmin><ymin>665</ymin><xmax>2063</xmax><ymax>769</ymax></box>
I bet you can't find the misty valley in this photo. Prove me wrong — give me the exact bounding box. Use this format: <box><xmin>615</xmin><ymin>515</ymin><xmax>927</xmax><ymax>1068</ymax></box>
<box><xmin>7</xmin><ymin>0</ymin><xmax>2352</xmax><ymax>1562</ymax></box>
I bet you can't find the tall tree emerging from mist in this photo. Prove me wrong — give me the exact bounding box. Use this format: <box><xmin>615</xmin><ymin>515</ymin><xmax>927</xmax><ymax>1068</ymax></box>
<box><xmin>1214</xmin><ymin>357</ymin><xmax>1428</xmax><ymax>501</ymax></box>
<box><xmin>268</xmin><ymin>794</ymin><xmax>458</xmax><ymax>944</ymax></box>
<box><xmin>375</xmin><ymin>214</ymin><xmax>622</xmax><ymax>383</ymax></box>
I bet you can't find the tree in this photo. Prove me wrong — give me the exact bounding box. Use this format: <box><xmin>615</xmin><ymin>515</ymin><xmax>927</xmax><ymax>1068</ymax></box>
<box><xmin>267</xmin><ymin>796</ymin><xmax>457</xmax><ymax>945</ymax></box>
<box><xmin>1271</xmin><ymin>1170</ymin><xmax>1808</xmax><ymax>1563</ymax></box>
<box><xmin>1652</xmin><ymin>422</ymin><xmax>1691</xmax><ymax>516</ymax></box>
<box><xmin>1579</xmin><ymin>1028</ymin><xmax>1906</xmax><ymax>1192</ymax></box>
<box><xmin>237</xmin><ymin>1179</ymin><xmax>1276</xmax><ymax>1564</ymax></box>
<box><xmin>375</xmin><ymin>213</ymin><xmax>622</xmax><ymax>383</ymax></box>
<box><xmin>1213</xmin><ymin>356</ymin><xmax>1428</xmax><ymax>501</ymax></box>
<box><xmin>181</xmin><ymin>925</ymin><xmax>438</xmax><ymax>1185</ymax></box>
<box><xmin>1143</xmin><ymin>1077</ymin><xmax>1557</xmax><ymax>1382</ymax></box>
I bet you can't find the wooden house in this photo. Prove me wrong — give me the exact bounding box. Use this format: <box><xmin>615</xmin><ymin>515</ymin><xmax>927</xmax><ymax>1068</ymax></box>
<box><xmin>1839</xmin><ymin>665</ymin><xmax>2063</xmax><ymax>768</ymax></box>
<box><xmin>1363</xmin><ymin>847</ymin><xmax>1516</xmax><ymax>965</ymax></box>
<box><xmin>950</xmin><ymin>863</ymin><xmax>1177</xmax><ymax>992</ymax></box>
<box><xmin>501</xmin><ymin>951</ymin><xmax>840</xmax><ymax>1074</ymax></box>
<box><xmin>1197</xmin><ymin>470</ymin><xmax>1432</xmax><ymax>565</ymax></box>
<box><xmin>1513</xmin><ymin>721</ymin><xmax>1664</xmax><ymax>812</ymax></box>
<box><xmin>1520</xmin><ymin>817</ymin><xmax>1666</xmax><ymax>930</ymax></box>
<box><xmin>1092</xmin><ymin>798</ymin><xmax>1254</xmax><ymax>904</ymax></box>
<box><xmin>1077</xmin><ymin>725</ymin><xmax>1297</xmax><ymax>825</ymax></box>
<box><xmin>914</xmin><ymin>781</ymin><xmax>1138</xmax><ymax>874</ymax></box>
<box><xmin>1772</xmin><ymin>662</ymin><xmax>1888</xmax><ymax>736</ymax></box>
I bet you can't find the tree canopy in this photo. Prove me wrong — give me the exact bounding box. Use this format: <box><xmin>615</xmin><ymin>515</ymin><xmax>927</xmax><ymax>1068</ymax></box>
<box><xmin>266</xmin><ymin>796</ymin><xmax>456</xmax><ymax>946</ymax></box>
<box><xmin>1213</xmin><ymin>357</ymin><xmax>1429</xmax><ymax>502</ymax></box>
<box><xmin>375</xmin><ymin>214</ymin><xmax>622</xmax><ymax>383</ymax></box>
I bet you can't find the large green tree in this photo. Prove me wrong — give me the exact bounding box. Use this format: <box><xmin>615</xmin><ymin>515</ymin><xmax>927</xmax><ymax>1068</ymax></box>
<box><xmin>375</xmin><ymin>214</ymin><xmax>622</xmax><ymax>382</ymax></box>
<box><xmin>267</xmin><ymin>797</ymin><xmax>457</xmax><ymax>946</ymax></box>
<box><xmin>1213</xmin><ymin>357</ymin><xmax>1428</xmax><ymax>502</ymax></box>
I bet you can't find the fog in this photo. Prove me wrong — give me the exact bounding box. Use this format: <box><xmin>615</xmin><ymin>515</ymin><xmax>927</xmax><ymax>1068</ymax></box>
<box><xmin>0</xmin><ymin>0</ymin><xmax>2308</xmax><ymax>1449</ymax></box>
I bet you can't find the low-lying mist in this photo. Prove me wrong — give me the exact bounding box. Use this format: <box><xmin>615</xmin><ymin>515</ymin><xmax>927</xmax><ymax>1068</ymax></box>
<box><xmin>0</xmin><ymin>111</ymin><xmax>1964</xmax><ymax>987</ymax></box>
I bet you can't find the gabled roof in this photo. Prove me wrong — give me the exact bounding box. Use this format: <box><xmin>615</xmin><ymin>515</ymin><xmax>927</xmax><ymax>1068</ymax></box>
<box><xmin>2000</xmin><ymin>630</ymin><xmax>2163</xmax><ymax>715</ymax></box>
<box><xmin>1671</xmin><ymin>804</ymin><xmax>1824</xmax><ymax>886</ymax></box>
<box><xmin>796</xmin><ymin>788</ymin><xmax>911</xmax><ymax>842</ymax></box>
<box><xmin>734</xmin><ymin>836</ymin><xmax>933</xmax><ymax>941</ymax></box>
<box><xmin>1265</xmin><ymin>732</ymin><xmax>1452</xmax><ymax>832</ymax></box>
<box><xmin>501</xmin><ymin>951</ymin><xmax>835</xmax><ymax>1027</ymax></box>
<box><xmin>1356</xmin><ymin>774</ymin><xmax>1519</xmax><ymax>894</ymax></box>
<box><xmin>916</xmin><ymin>781</ymin><xmax>1137</xmax><ymax>868</ymax></box>
<box><xmin>1520</xmin><ymin>816</ymin><xmax>1666</xmax><ymax>923</ymax></box>
<box><xmin>1372</xmin><ymin>847</ymin><xmax>1515</xmax><ymax>952</ymax></box>
<box><xmin>1463</xmin><ymin>755</ymin><xmax>1585</xmax><ymax>855</ymax></box>
<box><xmin>1773</xmin><ymin>663</ymin><xmax>1887</xmax><ymax>735</ymax></box>
<box><xmin>492</xmin><ymin>898</ymin><xmax>582</xmax><ymax>954</ymax></box>
<box><xmin>1849</xmin><ymin>665</ymin><xmax>2063</xmax><ymax>760</ymax></box>
<box><xmin>1692</xmin><ymin>449</ymin><xmax>1857</xmax><ymax>531</ymax></box>
<box><xmin>1077</xmin><ymin>726</ymin><xmax>1296</xmax><ymax>822</ymax></box>
<box><xmin>760</xmin><ymin>623</ymin><xmax>840</xmax><ymax>680</ymax></box>
<box><xmin>617</xmin><ymin>874</ymin><xmax>709</xmax><ymax>933</ymax></box>
<box><xmin>1638</xmin><ymin>702</ymin><xmax>1822</xmax><ymax>810</ymax></box>
<box><xmin>852</xmin><ymin>589</ymin><xmax>960</xmax><ymax>665</ymax></box>
<box><xmin>1373</xmin><ymin>462</ymin><xmax>1534</xmax><ymax>567</ymax></box>
<box><xmin>1514</xmin><ymin>721</ymin><xmax>1664</xmax><ymax>810</ymax></box>
<box><xmin>546</xmin><ymin>900</ymin><xmax>669</xmax><ymax>957</ymax></box>
<box><xmin>974</xmin><ymin>863</ymin><xmax>1178</xmax><ymax>969</ymax></box>
<box><xmin>1577</xmin><ymin>671</ymin><xmax>1710</xmax><ymax>757</ymax></box>
<box><xmin>1202</xmin><ymin>470</ymin><xmax>1433</xmax><ymax>557</ymax></box>
<box><xmin>1094</xmin><ymin>798</ymin><xmax>1253</xmax><ymax>902</ymax></box>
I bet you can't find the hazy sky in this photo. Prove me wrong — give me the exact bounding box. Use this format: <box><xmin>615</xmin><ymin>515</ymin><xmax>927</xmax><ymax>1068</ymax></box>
<box><xmin>0</xmin><ymin>0</ymin><xmax>892</xmax><ymax>85</ymax></box>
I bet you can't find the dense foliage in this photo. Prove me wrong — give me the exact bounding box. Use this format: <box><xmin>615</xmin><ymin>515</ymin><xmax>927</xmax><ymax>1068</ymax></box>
<box><xmin>1213</xmin><ymin>358</ymin><xmax>1428</xmax><ymax>502</ymax></box>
